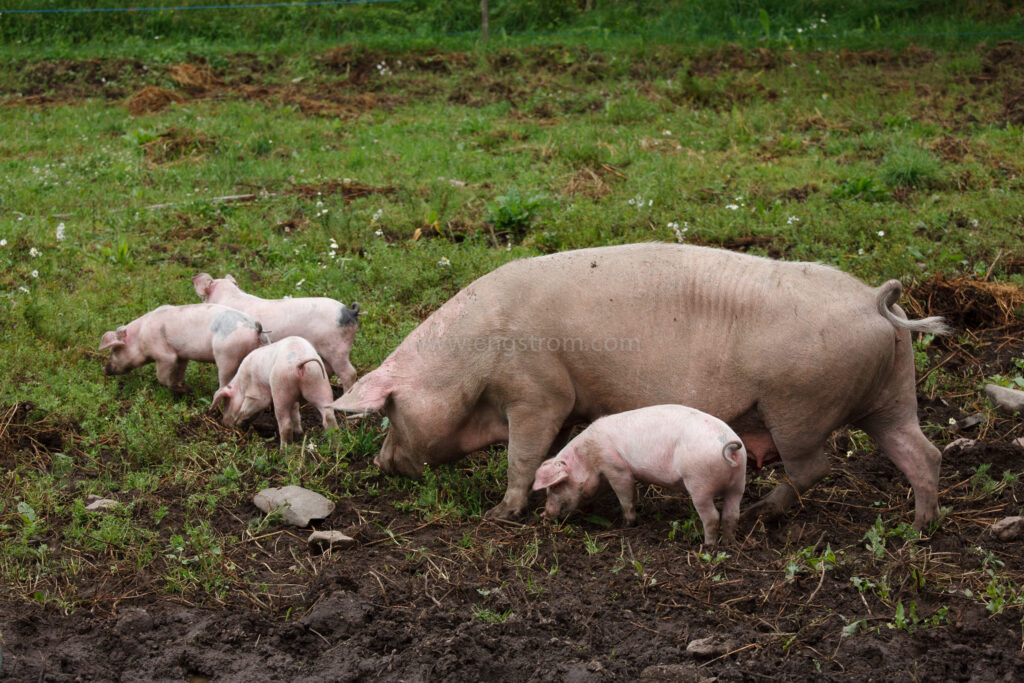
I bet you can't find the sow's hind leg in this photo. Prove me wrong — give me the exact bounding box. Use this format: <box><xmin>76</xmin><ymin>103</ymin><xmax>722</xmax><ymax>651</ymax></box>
<box><xmin>741</xmin><ymin>425</ymin><xmax>830</xmax><ymax>526</ymax></box>
<box><xmin>856</xmin><ymin>412</ymin><xmax>941</xmax><ymax>531</ymax></box>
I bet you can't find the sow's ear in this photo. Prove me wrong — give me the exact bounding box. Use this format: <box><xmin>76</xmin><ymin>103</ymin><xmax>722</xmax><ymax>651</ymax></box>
<box><xmin>329</xmin><ymin>371</ymin><xmax>392</xmax><ymax>415</ymax></box>
<box><xmin>98</xmin><ymin>328</ymin><xmax>126</xmax><ymax>351</ymax></box>
<box><xmin>532</xmin><ymin>460</ymin><xmax>569</xmax><ymax>491</ymax></box>
<box><xmin>192</xmin><ymin>273</ymin><xmax>213</xmax><ymax>299</ymax></box>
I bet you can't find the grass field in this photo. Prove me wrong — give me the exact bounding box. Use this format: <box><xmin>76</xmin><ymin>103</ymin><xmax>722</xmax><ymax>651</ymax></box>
<box><xmin>3</xmin><ymin>4</ymin><xmax>1024</xmax><ymax>678</ymax></box>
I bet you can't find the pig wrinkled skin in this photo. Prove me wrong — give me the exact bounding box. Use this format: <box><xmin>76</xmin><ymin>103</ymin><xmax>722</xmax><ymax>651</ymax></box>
<box><xmin>532</xmin><ymin>405</ymin><xmax>747</xmax><ymax>545</ymax></box>
<box><xmin>330</xmin><ymin>243</ymin><xmax>950</xmax><ymax>531</ymax></box>
<box><xmin>213</xmin><ymin>336</ymin><xmax>338</xmax><ymax>447</ymax></box>
<box><xmin>98</xmin><ymin>303</ymin><xmax>266</xmax><ymax>393</ymax></box>
<box><xmin>192</xmin><ymin>273</ymin><xmax>360</xmax><ymax>390</ymax></box>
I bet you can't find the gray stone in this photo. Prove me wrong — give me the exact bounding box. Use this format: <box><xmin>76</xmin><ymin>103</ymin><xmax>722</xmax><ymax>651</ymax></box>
<box><xmin>1013</xmin><ymin>437</ymin><xmax>1024</xmax><ymax>449</ymax></box>
<box><xmin>685</xmin><ymin>635</ymin><xmax>735</xmax><ymax>659</ymax></box>
<box><xmin>253</xmin><ymin>485</ymin><xmax>334</xmax><ymax>527</ymax></box>
<box><xmin>949</xmin><ymin>413</ymin><xmax>986</xmax><ymax>433</ymax></box>
<box><xmin>307</xmin><ymin>530</ymin><xmax>356</xmax><ymax>548</ymax></box>
<box><xmin>991</xmin><ymin>516</ymin><xmax>1024</xmax><ymax>542</ymax></box>
<box><xmin>84</xmin><ymin>497</ymin><xmax>119</xmax><ymax>512</ymax></box>
<box><xmin>985</xmin><ymin>384</ymin><xmax>1024</xmax><ymax>413</ymax></box>
<box><xmin>943</xmin><ymin>438</ymin><xmax>976</xmax><ymax>455</ymax></box>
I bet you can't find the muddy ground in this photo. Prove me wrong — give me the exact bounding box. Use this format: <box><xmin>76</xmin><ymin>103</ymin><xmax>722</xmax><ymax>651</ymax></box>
<box><xmin>4</xmin><ymin>44</ymin><xmax>1024</xmax><ymax>681</ymax></box>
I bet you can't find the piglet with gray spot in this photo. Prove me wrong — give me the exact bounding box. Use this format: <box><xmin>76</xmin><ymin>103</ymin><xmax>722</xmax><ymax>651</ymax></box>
<box><xmin>533</xmin><ymin>405</ymin><xmax>746</xmax><ymax>545</ymax></box>
<box><xmin>213</xmin><ymin>336</ymin><xmax>338</xmax><ymax>447</ymax></box>
<box><xmin>98</xmin><ymin>303</ymin><xmax>266</xmax><ymax>393</ymax></box>
<box><xmin>193</xmin><ymin>273</ymin><xmax>360</xmax><ymax>390</ymax></box>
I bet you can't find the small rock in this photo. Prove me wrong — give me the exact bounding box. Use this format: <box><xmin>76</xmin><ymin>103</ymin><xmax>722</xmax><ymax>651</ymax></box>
<box><xmin>943</xmin><ymin>438</ymin><xmax>976</xmax><ymax>455</ymax></box>
<box><xmin>307</xmin><ymin>530</ymin><xmax>356</xmax><ymax>548</ymax></box>
<box><xmin>985</xmin><ymin>384</ymin><xmax>1024</xmax><ymax>413</ymax></box>
<box><xmin>85</xmin><ymin>498</ymin><xmax>118</xmax><ymax>512</ymax></box>
<box><xmin>1013</xmin><ymin>437</ymin><xmax>1024</xmax><ymax>449</ymax></box>
<box><xmin>253</xmin><ymin>485</ymin><xmax>334</xmax><ymax>527</ymax></box>
<box><xmin>639</xmin><ymin>663</ymin><xmax>711</xmax><ymax>682</ymax></box>
<box><xmin>990</xmin><ymin>516</ymin><xmax>1024</xmax><ymax>542</ymax></box>
<box><xmin>949</xmin><ymin>412</ymin><xmax>986</xmax><ymax>433</ymax></box>
<box><xmin>686</xmin><ymin>635</ymin><xmax>735</xmax><ymax>659</ymax></box>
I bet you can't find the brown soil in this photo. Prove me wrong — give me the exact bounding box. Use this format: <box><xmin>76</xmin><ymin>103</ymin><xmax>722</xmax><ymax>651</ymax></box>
<box><xmin>4</xmin><ymin>277</ymin><xmax>1024</xmax><ymax>680</ymax></box>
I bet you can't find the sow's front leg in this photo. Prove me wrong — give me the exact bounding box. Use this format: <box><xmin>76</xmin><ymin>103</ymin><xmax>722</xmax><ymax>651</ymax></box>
<box><xmin>485</xmin><ymin>388</ymin><xmax>574</xmax><ymax>521</ymax></box>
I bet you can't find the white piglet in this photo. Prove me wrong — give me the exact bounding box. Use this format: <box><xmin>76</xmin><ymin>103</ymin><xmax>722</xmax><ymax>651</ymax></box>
<box><xmin>193</xmin><ymin>273</ymin><xmax>360</xmax><ymax>390</ymax></box>
<box><xmin>532</xmin><ymin>404</ymin><xmax>747</xmax><ymax>545</ymax></box>
<box><xmin>213</xmin><ymin>336</ymin><xmax>339</xmax><ymax>448</ymax></box>
<box><xmin>98</xmin><ymin>303</ymin><xmax>266</xmax><ymax>393</ymax></box>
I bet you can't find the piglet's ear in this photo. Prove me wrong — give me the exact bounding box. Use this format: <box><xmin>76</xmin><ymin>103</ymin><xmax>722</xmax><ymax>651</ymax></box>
<box><xmin>329</xmin><ymin>370</ymin><xmax>392</xmax><ymax>415</ymax></box>
<box><xmin>192</xmin><ymin>273</ymin><xmax>213</xmax><ymax>299</ymax></box>
<box><xmin>98</xmin><ymin>328</ymin><xmax>126</xmax><ymax>351</ymax></box>
<box><xmin>212</xmin><ymin>385</ymin><xmax>235</xmax><ymax>407</ymax></box>
<box><xmin>532</xmin><ymin>461</ymin><xmax>568</xmax><ymax>491</ymax></box>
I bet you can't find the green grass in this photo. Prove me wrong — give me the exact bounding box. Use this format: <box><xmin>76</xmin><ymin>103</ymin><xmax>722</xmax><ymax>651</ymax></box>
<box><xmin>1</xmin><ymin>24</ymin><xmax>1024</xmax><ymax>611</ymax></box>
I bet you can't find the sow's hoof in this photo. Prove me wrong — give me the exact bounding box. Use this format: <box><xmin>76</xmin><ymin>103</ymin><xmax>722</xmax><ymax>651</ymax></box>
<box><xmin>484</xmin><ymin>501</ymin><xmax>525</xmax><ymax>522</ymax></box>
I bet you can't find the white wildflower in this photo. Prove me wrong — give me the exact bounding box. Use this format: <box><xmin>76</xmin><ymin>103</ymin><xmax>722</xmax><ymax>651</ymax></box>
<box><xmin>846</xmin><ymin>450</ymin><xmax>853</xmax><ymax>458</ymax></box>
<box><xmin>296</xmin><ymin>279</ymin><xmax>305</xmax><ymax>288</ymax></box>
<box><xmin>0</xmin><ymin>239</ymin><xmax>6</xmax><ymax>247</ymax></box>
<box><xmin>948</xmin><ymin>417</ymin><xmax>956</xmax><ymax>425</ymax></box>
<box><xmin>30</xmin><ymin>247</ymin><xmax>39</xmax><ymax>256</ymax></box>
<box><xmin>787</xmin><ymin>215</ymin><xmax>800</xmax><ymax>224</ymax></box>
<box><xmin>31</xmin><ymin>270</ymin><xmax>39</xmax><ymax>278</ymax></box>
<box><xmin>822</xmin><ymin>93</ymin><xmax>829</xmax><ymax>100</ymax></box>
<box><xmin>438</xmin><ymin>256</ymin><xmax>451</xmax><ymax>267</ymax></box>
<box><xmin>662</xmin><ymin>129</ymin><xmax>672</xmax><ymax>136</ymax></box>
<box><xmin>877</xmin><ymin>230</ymin><xmax>885</xmax><ymax>237</ymax></box>
<box><xmin>18</xmin><ymin>286</ymin><xmax>29</xmax><ymax>293</ymax></box>
<box><xmin>725</xmin><ymin>204</ymin><xmax>740</xmax><ymax>210</ymax></box>
<box><xmin>375</xmin><ymin>229</ymin><xmax>384</xmax><ymax>237</ymax></box>
<box><xmin>56</xmin><ymin>222</ymin><xmax>66</xmax><ymax>241</ymax></box>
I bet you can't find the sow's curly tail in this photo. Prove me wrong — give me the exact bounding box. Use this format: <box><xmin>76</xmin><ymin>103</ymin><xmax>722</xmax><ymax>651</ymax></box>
<box><xmin>876</xmin><ymin>280</ymin><xmax>951</xmax><ymax>335</ymax></box>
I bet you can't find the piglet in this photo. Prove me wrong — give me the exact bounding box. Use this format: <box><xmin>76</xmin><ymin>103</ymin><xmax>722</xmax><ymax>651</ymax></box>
<box><xmin>213</xmin><ymin>336</ymin><xmax>339</xmax><ymax>447</ymax></box>
<box><xmin>192</xmin><ymin>273</ymin><xmax>360</xmax><ymax>390</ymax></box>
<box><xmin>98</xmin><ymin>304</ymin><xmax>266</xmax><ymax>393</ymax></box>
<box><xmin>532</xmin><ymin>404</ymin><xmax>747</xmax><ymax>545</ymax></box>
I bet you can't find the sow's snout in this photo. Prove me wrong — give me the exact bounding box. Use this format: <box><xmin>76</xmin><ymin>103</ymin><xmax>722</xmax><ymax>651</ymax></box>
<box><xmin>372</xmin><ymin>438</ymin><xmax>426</xmax><ymax>478</ymax></box>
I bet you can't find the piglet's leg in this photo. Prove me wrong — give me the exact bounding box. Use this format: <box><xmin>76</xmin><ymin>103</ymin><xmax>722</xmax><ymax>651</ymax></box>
<box><xmin>155</xmin><ymin>357</ymin><xmax>188</xmax><ymax>394</ymax></box>
<box><xmin>599</xmin><ymin>449</ymin><xmax>638</xmax><ymax>526</ymax></box>
<box><xmin>689</xmin><ymin>492</ymin><xmax>722</xmax><ymax>546</ymax></box>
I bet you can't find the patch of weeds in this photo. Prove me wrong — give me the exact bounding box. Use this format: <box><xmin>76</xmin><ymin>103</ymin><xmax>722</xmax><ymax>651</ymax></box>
<box><xmin>862</xmin><ymin>515</ymin><xmax>920</xmax><ymax>560</ymax></box>
<box><xmin>879</xmin><ymin>145</ymin><xmax>944</xmax><ymax>190</ymax></box>
<box><xmin>890</xmin><ymin>600</ymin><xmax>949</xmax><ymax>633</ymax></box>
<box><xmin>851</xmin><ymin>574</ymin><xmax>892</xmax><ymax>603</ymax></box>
<box><xmin>784</xmin><ymin>543</ymin><xmax>841</xmax><ymax>580</ymax></box>
<box><xmin>913</xmin><ymin>334</ymin><xmax>937</xmax><ymax>373</ymax></box>
<box><xmin>582</xmin><ymin>531</ymin><xmax>607</xmax><ymax>555</ymax></box>
<box><xmin>973</xmin><ymin>547</ymin><xmax>1024</xmax><ymax>615</ymax></box>
<box><xmin>968</xmin><ymin>463</ymin><xmax>1018</xmax><ymax>501</ymax></box>
<box><xmin>830</xmin><ymin>174</ymin><xmax>888</xmax><ymax>202</ymax></box>
<box><xmin>485</xmin><ymin>187</ymin><xmax>548</xmax><ymax>242</ymax></box>
<box><xmin>472</xmin><ymin>605</ymin><xmax>514</xmax><ymax>623</ymax></box>
<box><xmin>987</xmin><ymin>356</ymin><xmax>1024</xmax><ymax>390</ymax></box>
<box><xmin>667</xmin><ymin>516</ymin><xmax>702</xmax><ymax>544</ymax></box>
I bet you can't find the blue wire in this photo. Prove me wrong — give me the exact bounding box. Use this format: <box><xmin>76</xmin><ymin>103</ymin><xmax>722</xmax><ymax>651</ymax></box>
<box><xmin>2</xmin><ymin>0</ymin><xmax>406</xmax><ymax>14</ymax></box>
